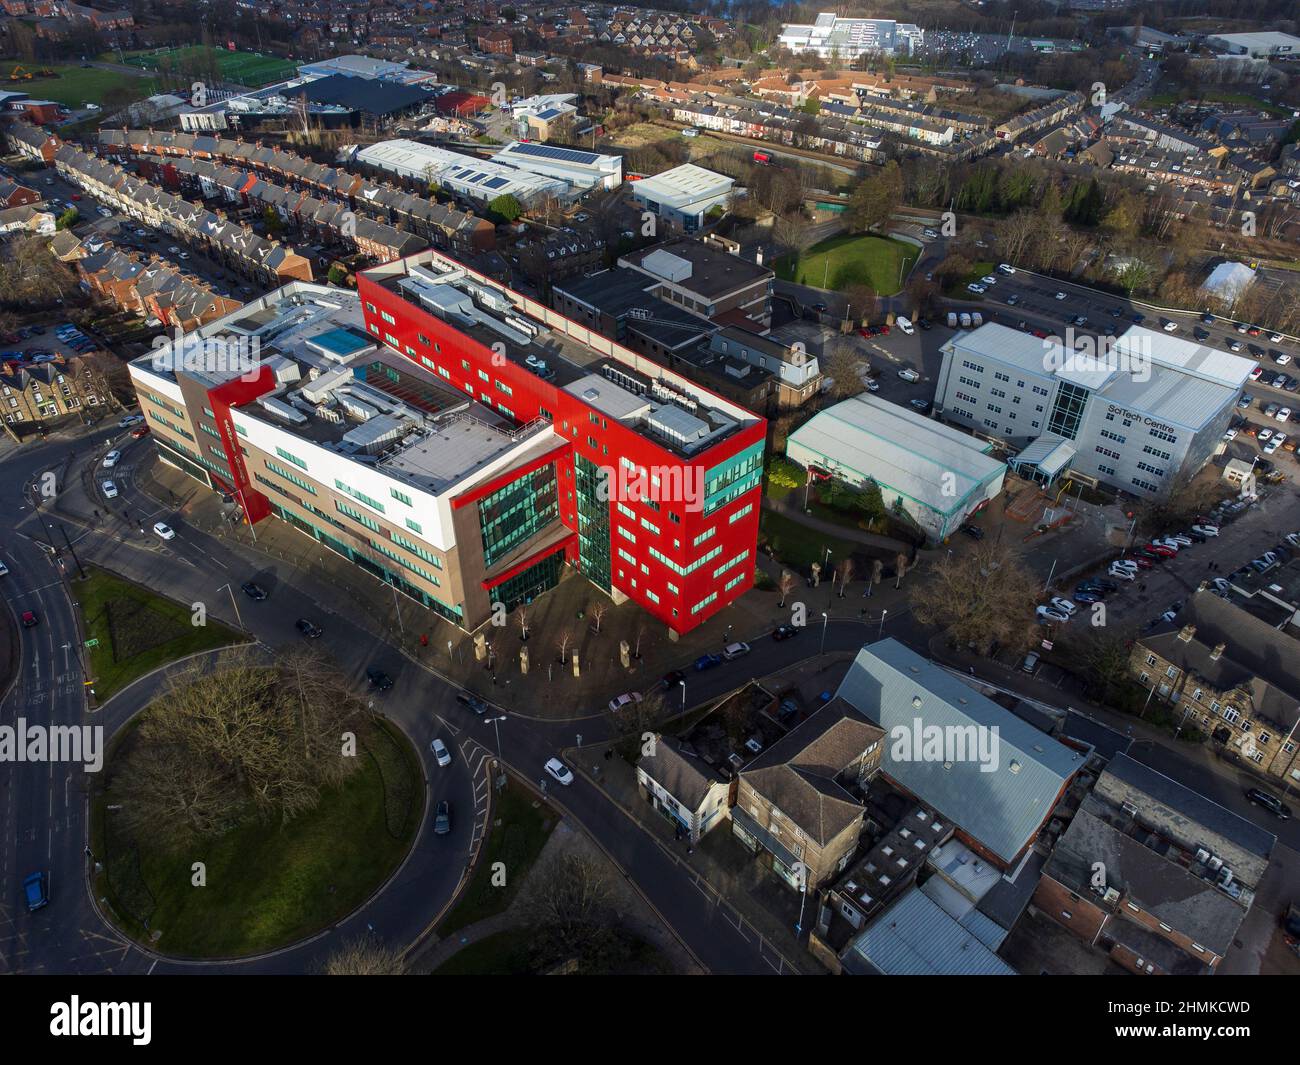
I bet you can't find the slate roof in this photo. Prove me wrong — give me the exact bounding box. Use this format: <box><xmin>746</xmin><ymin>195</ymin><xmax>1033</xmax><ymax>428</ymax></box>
<box><xmin>638</xmin><ymin>733</ymin><xmax>728</xmax><ymax>810</ymax></box>
<box><xmin>739</xmin><ymin>698</ymin><xmax>883</xmax><ymax>846</ymax></box>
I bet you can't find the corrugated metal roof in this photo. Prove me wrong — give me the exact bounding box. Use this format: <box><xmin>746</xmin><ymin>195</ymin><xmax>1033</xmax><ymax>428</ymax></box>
<box><xmin>788</xmin><ymin>395</ymin><xmax>1004</xmax><ymax>515</ymax></box>
<box><xmin>836</xmin><ymin>639</ymin><xmax>1083</xmax><ymax>864</ymax></box>
<box><xmin>844</xmin><ymin>886</ymin><xmax>1017</xmax><ymax>976</ymax></box>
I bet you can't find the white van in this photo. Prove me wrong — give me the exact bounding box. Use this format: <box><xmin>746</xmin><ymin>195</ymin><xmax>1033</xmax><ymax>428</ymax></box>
<box><xmin>897</xmin><ymin>368</ymin><xmax>920</xmax><ymax>382</ymax></box>
<box><xmin>970</xmin><ymin>312</ymin><xmax>984</xmax><ymax>327</ymax></box>
<box><xmin>896</xmin><ymin>316</ymin><xmax>914</xmax><ymax>335</ymax></box>
<box><xmin>947</xmin><ymin>312</ymin><xmax>958</xmax><ymax>328</ymax></box>
<box><xmin>959</xmin><ymin>312</ymin><xmax>972</xmax><ymax>328</ymax></box>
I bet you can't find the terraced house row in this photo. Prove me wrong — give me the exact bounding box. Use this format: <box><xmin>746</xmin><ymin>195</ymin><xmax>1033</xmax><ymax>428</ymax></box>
<box><xmin>99</xmin><ymin>129</ymin><xmax>497</xmax><ymax>260</ymax></box>
<box><xmin>68</xmin><ymin>239</ymin><xmax>244</xmax><ymax>330</ymax></box>
<box><xmin>52</xmin><ymin>144</ymin><xmax>315</xmax><ymax>286</ymax></box>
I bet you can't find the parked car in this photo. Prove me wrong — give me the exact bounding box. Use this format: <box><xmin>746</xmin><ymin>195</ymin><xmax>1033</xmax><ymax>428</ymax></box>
<box><xmin>1245</xmin><ymin>787</ymin><xmax>1291</xmax><ymax>820</ymax></box>
<box><xmin>1054</xmin><ymin>291</ymin><xmax>1067</xmax><ymax>301</ymax></box>
<box><xmin>1049</xmin><ymin>596</ymin><xmax>1078</xmax><ymax>616</ymax></box>
<box><xmin>1108</xmin><ymin>564</ymin><xmax>1136</xmax><ymax>581</ymax></box>
<box><xmin>544</xmin><ymin>757</ymin><xmax>574</xmax><ymax>786</ymax></box>
<box><xmin>693</xmin><ymin>653</ymin><xmax>723</xmax><ymax>671</ymax></box>
<box><xmin>430</xmin><ymin>738</ymin><xmax>452</xmax><ymax>767</ymax></box>
<box><xmin>1036</xmin><ymin>605</ymin><xmax>1071</xmax><ymax>624</ymax></box>
<box><xmin>1191</xmin><ymin>524</ymin><xmax>1219</xmax><ymax>538</ymax></box>
<box><xmin>1073</xmin><ymin>590</ymin><xmax>1103</xmax><ymax>604</ymax></box>
<box><xmin>1209</xmin><ymin>577</ymin><xmax>1231</xmax><ymax>595</ymax></box>
<box><xmin>658</xmin><ymin>669</ymin><xmax>686</xmax><ymax>691</ymax></box>
<box><xmin>294</xmin><ymin>617</ymin><xmax>322</xmax><ymax>638</ymax></box>
<box><xmin>434</xmin><ymin>800</ymin><xmax>451</xmax><ymax>835</ymax></box>
<box><xmin>723</xmin><ymin>642</ymin><xmax>751</xmax><ymax>660</ymax></box>
<box><xmin>366</xmin><ymin>667</ymin><xmax>393</xmax><ymax>691</ymax></box>
<box><xmin>959</xmin><ymin>523</ymin><xmax>985</xmax><ymax>540</ymax></box>
<box><xmin>130</xmin><ymin>425</ymin><xmax>150</xmax><ymax>439</ymax></box>
<box><xmin>241</xmin><ymin>581</ymin><xmax>268</xmax><ymax>600</ymax></box>
<box><xmin>1020</xmin><ymin>651</ymin><xmax>1039</xmax><ymax>674</ymax></box>
<box><xmin>608</xmin><ymin>692</ymin><xmax>643</xmax><ymax>713</ymax></box>
<box><xmin>771</xmin><ymin>624</ymin><xmax>799</xmax><ymax>641</ymax></box>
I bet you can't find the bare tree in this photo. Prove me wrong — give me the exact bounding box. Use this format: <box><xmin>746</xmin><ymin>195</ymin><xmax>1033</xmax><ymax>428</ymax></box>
<box><xmin>588</xmin><ymin>601</ymin><xmax>609</xmax><ymax>634</ymax></box>
<box><xmin>836</xmin><ymin>558</ymin><xmax>855</xmax><ymax>598</ymax></box>
<box><xmin>555</xmin><ymin>629</ymin><xmax>573</xmax><ymax>665</ymax></box>
<box><xmin>894</xmin><ymin>552</ymin><xmax>909</xmax><ymax>590</ymax></box>
<box><xmin>320</xmin><ymin>936</ymin><xmax>406</xmax><ymax>975</ymax></box>
<box><xmin>778</xmin><ymin>569</ymin><xmax>797</xmax><ymax>608</ymax></box>
<box><xmin>910</xmin><ymin>539</ymin><xmax>1040</xmax><ymax>654</ymax></box>
<box><xmin>516</xmin><ymin>851</ymin><xmax>616</xmax><ymax>969</ymax></box>
<box><xmin>516</xmin><ymin>605</ymin><xmax>530</xmax><ymax>642</ymax></box>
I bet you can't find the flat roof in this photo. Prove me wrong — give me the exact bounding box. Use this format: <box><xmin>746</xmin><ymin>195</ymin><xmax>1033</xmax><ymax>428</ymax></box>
<box><xmin>620</xmin><ymin>239</ymin><xmax>771</xmax><ymax>300</ymax></box>
<box><xmin>628</xmin><ymin>163</ymin><xmax>733</xmax><ymax>209</ymax></box>
<box><xmin>789</xmin><ymin>394</ymin><xmax>1004</xmax><ymax>514</ymax></box>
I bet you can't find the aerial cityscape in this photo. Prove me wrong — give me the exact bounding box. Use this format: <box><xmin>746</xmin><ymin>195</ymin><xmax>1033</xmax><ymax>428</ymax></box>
<box><xmin>1</xmin><ymin>0</ymin><xmax>1298</xmax><ymax>1006</ymax></box>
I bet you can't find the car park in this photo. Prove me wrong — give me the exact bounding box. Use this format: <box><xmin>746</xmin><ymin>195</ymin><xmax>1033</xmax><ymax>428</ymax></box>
<box><xmin>545</xmin><ymin>757</ymin><xmax>573</xmax><ymax>785</ymax></box>
<box><xmin>294</xmin><ymin>617</ymin><xmax>322</xmax><ymax>638</ymax></box>
<box><xmin>430</xmin><ymin>738</ymin><xmax>451</xmax><ymax>767</ymax></box>
<box><xmin>608</xmin><ymin>692</ymin><xmax>643</xmax><ymax>712</ymax></box>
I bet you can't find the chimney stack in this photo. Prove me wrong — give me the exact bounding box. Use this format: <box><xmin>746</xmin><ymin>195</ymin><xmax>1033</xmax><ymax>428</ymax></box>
<box><xmin>1210</xmin><ymin>643</ymin><xmax>1226</xmax><ymax>661</ymax></box>
<box><xmin>1178</xmin><ymin>625</ymin><xmax>1197</xmax><ymax>643</ymax></box>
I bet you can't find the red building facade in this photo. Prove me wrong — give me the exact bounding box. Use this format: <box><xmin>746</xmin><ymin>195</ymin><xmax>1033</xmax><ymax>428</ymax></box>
<box><xmin>357</xmin><ymin>253</ymin><xmax>765</xmax><ymax>635</ymax></box>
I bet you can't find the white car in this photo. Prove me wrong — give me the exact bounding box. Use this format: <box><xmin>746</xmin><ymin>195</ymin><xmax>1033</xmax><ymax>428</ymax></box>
<box><xmin>1259</xmin><ymin>427</ymin><xmax>1273</xmax><ymax>443</ymax></box>
<box><xmin>430</xmin><ymin>737</ymin><xmax>451</xmax><ymax>767</ymax></box>
<box><xmin>101</xmin><ymin>480</ymin><xmax>118</xmax><ymax>499</ymax></box>
<box><xmin>608</xmin><ymin>692</ymin><xmax>643</xmax><ymax>713</ymax></box>
<box><xmin>997</xmin><ymin>263</ymin><xmax>1016</xmax><ymax>275</ymax></box>
<box><xmin>544</xmin><ymin>757</ymin><xmax>573</xmax><ymax>786</ymax></box>
<box><xmin>0</xmin><ymin>560</ymin><xmax>8</xmax><ymax>577</ymax></box>
<box><xmin>967</xmin><ymin>283</ymin><xmax>986</xmax><ymax>294</ymax></box>
<box><xmin>1263</xmin><ymin>436</ymin><xmax>1283</xmax><ymax>454</ymax></box>
<box><xmin>723</xmin><ymin>641</ymin><xmax>751</xmax><ymax>660</ymax></box>
<box><xmin>1285</xmin><ymin>532</ymin><xmax>1300</xmax><ymax>547</ymax></box>
<box><xmin>1162</xmin><ymin>320</ymin><xmax>1178</xmax><ymax>332</ymax></box>
<box><xmin>152</xmin><ymin>522</ymin><xmax>176</xmax><ymax>541</ymax></box>
<box><xmin>980</xmin><ymin>275</ymin><xmax>998</xmax><ymax>286</ymax></box>
<box><xmin>1276</xmin><ymin>407</ymin><xmax>1292</xmax><ymax>421</ymax></box>
<box><xmin>1049</xmin><ymin>596</ymin><xmax>1078</xmax><ymax>616</ymax></box>
<box><xmin>1269</xmin><ymin>333</ymin><xmax>1283</xmax><ymax>343</ymax></box>
<box><xmin>101</xmin><ymin>450</ymin><xmax>121</xmax><ymax>468</ymax></box>
<box><xmin>1054</xmin><ymin>291</ymin><xmax>1067</xmax><ymax>301</ymax></box>
<box><xmin>1037</xmin><ymin>605</ymin><xmax>1071</xmax><ymax>624</ymax></box>
<box><xmin>1222</xmin><ymin>428</ymin><xmax>1238</xmax><ymax>441</ymax></box>
<box><xmin>1191</xmin><ymin>525</ymin><xmax>1220</xmax><ymax>537</ymax></box>
<box><xmin>1277</xmin><ymin>354</ymin><xmax>1292</xmax><ymax>366</ymax></box>
<box><xmin>168</xmin><ymin>245</ymin><xmax>181</xmax><ymax>254</ymax></box>
<box><xmin>896</xmin><ymin>316</ymin><xmax>914</xmax><ymax>335</ymax></box>
<box><xmin>1111</xmin><ymin>559</ymin><xmax>1139</xmax><ymax>572</ymax></box>
<box><xmin>1166</xmin><ymin>534</ymin><xmax>1192</xmax><ymax>547</ymax></box>
<box><xmin>1209</xmin><ymin>577</ymin><xmax>1231</xmax><ymax>595</ymax></box>
<box><xmin>1108</xmin><ymin>565</ymin><xmax>1136</xmax><ymax>581</ymax></box>
<box><xmin>865</xmin><ymin>378</ymin><xmax>880</xmax><ymax>392</ymax></box>
<box><xmin>117</xmin><ymin>414</ymin><xmax>144</xmax><ymax>428</ymax></box>
<box><xmin>1152</xmin><ymin>537</ymin><xmax>1180</xmax><ymax>552</ymax></box>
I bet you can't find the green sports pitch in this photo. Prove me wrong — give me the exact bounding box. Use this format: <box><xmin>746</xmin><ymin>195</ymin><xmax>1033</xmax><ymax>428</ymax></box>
<box><xmin>120</xmin><ymin>47</ymin><xmax>297</xmax><ymax>88</ymax></box>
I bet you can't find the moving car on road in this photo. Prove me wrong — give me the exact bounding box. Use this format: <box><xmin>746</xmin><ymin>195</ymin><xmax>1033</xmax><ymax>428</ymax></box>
<box><xmin>608</xmin><ymin>692</ymin><xmax>643</xmax><ymax>713</ymax></box>
<box><xmin>23</xmin><ymin>871</ymin><xmax>48</xmax><ymax>912</ymax></box>
<box><xmin>434</xmin><ymin>801</ymin><xmax>451</xmax><ymax>835</ymax></box>
<box><xmin>21</xmin><ymin>610</ymin><xmax>37</xmax><ymax>627</ymax></box>
<box><xmin>101</xmin><ymin>450</ymin><xmax>120</xmax><ymax>468</ymax></box>
<box><xmin>431</xmin><ymin>738</ymin><xmax>451</xmax><ymax>767</ymax></box>
<box><xmin>294</xmin><ymin>617</ymin><xmax>322</xmax><ymax>638</ymax></box>
<box><xmin>241</xmin><ymin>581</ymin><xmax>268</xmax><ymax>600</ymax></box>
<box><xmin>1245</xmin><ymin>787</ymin><xmax>1291</xmax><ymax>820</ymax></box>
<box><xmin>152</xmin><ymin>522</ymin><xmax>176</xmax><ymax>541</ymax></box>
<box><xmin>101</xmin><ymin>479</ymin><xmax>117</xmax><ymax>499</ymax></box>
<box><xmin>545</xmin><ymin>757</ymin><xmax>573</xmax><ymax>786</ymax></box>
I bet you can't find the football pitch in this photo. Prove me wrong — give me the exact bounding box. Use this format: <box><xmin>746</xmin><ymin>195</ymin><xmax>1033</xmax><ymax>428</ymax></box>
<box><xmin>121</xmin><ymin>47</ymin><xmax>297</xmax><ymax>87</ymax></box>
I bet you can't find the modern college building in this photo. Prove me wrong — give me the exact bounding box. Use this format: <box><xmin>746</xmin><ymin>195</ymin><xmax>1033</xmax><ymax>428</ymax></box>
<box><xmin>934</xmin><ymin>324</ymin><xmax>1254</xmax><ymax>498</ymax></box>
<box><xmin>129</xmin><ymin>257</ymin><xmax>766</xmax><ymax>636</ymax></box>
<box><xmin>777</xmin><ymin>14</ymin><xmax>925</xmax><ymax>58</ymax></box>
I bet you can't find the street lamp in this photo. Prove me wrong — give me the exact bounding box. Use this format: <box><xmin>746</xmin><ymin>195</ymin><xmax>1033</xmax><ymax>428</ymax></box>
<box><xmin>678</xmin><ymin>679</ymin><xmax>686</xmax><ymax>710</ymax></box>
<box><xmin>820</xmin><ymin>611</ymin><xmax>828</xmax><ymax>654</ymax></box>
<box><xmin>486</xmin><ymin>715</ymin><xmax>506</xmax><ymax>763</ymax></box>
<box><xmin>217</xmin><ymin>582</ymin><xmax>245</xmax><ymax>630</ymax></box>
<box><xmin>878</xmin><ymin>608</ymin><xmax>888</xmax><ymax>640</ymax></box>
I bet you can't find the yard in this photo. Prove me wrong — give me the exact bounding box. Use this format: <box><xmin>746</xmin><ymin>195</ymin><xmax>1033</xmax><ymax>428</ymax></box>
<box><xmin>92</xmin><ymin>716</ymin><xmax>421</xmax><ymax>957</ymax></box>
<box><xmin>3</xmin><ymin>65</ymin><xmax>158</xmax><ymax>108</ymax></box>
<box><xmin>775</xmin><ymin>233</ymin><xmax>919</xmax><ymax>296</ymax></box>
<box><xmin>71</xmin><ymin>566</ymin><xmax>243</xmax><ymax>701</ymax></box>
<box><xmin>759</xmin><ymin>509</ymin><xmax>861</xmax><ymax>571</ymax></box>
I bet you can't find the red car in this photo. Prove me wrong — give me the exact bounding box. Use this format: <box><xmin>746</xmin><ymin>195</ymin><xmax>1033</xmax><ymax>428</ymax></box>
<box><xmin>1123</xmin><ymin>555</ymin><xmax>1153</xmax><ymax>569</ymax></box>
<box><xmin>1247</xmin><ymin>326</ymin><xmax>1261</xmax><ymax>337</ymax></box>
<box><xmin>130</xmin><ymin>424</ymin><xmax>150</xmax><ymax>438</ymax></box>
<box><xmin>1031</xmin><ymin>329</ymin><xmax>1048</xmax><ymax>339</ymax></box>
<box><xmin>21</xmin><ymin>610</ymin><xmax>38</xmax><ymax>627</ymax></box>
<box><xmin>1144</xmin><ymin>543</ymin><xmax>1177</xmax><ymax>558</ymax></box>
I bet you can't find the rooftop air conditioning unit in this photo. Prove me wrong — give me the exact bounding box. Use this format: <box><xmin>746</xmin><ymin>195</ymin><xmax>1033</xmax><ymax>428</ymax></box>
<box><xmin>1103</xmin><ymin>887</ymin><xmax>1120</xmax><ymax>904</ymax></box>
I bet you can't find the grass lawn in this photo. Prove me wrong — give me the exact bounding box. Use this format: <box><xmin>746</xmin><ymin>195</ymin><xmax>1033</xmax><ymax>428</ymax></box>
<box><xmin>775</xmin><ymin>233</ymin><xmax>918</xmax><ymax>296</ymax></box>
<box><xmin>1146</xmin><ymin>90</ymin><xmax>1286</xmax><ymax>116</ymax></box>
<box><xmin>93</xmin><ymin>717</ymin><xmax>421</xmax><ymax>957</ymax></box>
<box><xmin>71</xmin><ymin>566</ymin><xmax>242</xmax><ymax>701</ymax></box>
<box><xmin>438</xmin><ymin>781</ymin><xmax>555</xmax><ymax>934</ymax></box>
<box><xmin>2</xmin><ymin>65</ymin><xmax>158</xmax><ymax>107</ymax></box>
<box><xmin>119</xmin><ymin>47</ymin><xmax>297</xmax><ymax>87</ymax></box>
<box><xmin>759</xmin><ymin>509</ymin><xmax>860</xmax><ymax>570</ymax></box>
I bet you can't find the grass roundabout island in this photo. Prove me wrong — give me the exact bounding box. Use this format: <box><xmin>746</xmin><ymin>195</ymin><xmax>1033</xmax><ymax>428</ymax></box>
<box><xmin>90</xmin><ymin>647</ymin><xmax>422</xmax><ymax>959</ymax></box>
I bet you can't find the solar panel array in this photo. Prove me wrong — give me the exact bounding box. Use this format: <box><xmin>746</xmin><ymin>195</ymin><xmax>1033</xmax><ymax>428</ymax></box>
<box><xmin>507</xmin><ymin>141</ymin><xmax>602</xmax><ymax>166</ymax></box>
